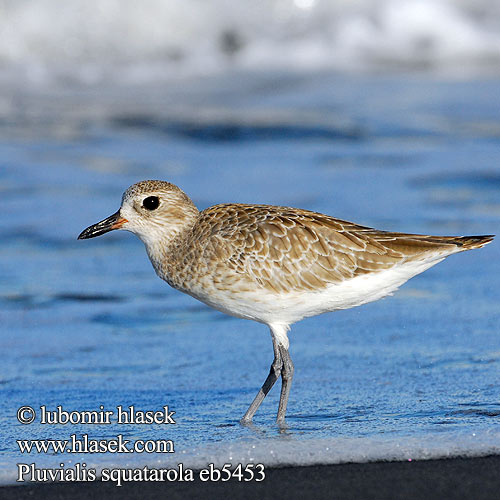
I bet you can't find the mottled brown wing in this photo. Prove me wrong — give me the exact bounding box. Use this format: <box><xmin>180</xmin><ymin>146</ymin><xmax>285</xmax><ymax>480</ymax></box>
<box><xmin>196</xmin><ymin>204</ymin><xmax>414</xmax><ymax>293</ymax></box>
<box><xmin>188</xmin><ymin>204</ymin><xmax>492</xmax><ymax>294</ymax></box>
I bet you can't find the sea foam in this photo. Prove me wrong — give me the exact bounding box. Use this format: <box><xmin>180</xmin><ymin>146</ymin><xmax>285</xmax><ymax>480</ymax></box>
<box><xmin>1</xmin><ymin>0</ymin><xmax>500</xmax><ymax>86</ymax></box>
<box><xmin>2</xmin><ymin>431</ymin><xmax>499</xmax><ymax>485</ymax></box>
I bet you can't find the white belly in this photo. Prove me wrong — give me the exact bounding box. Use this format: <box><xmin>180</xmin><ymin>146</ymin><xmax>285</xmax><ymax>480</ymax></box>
<box><xmin>180</xmin><ymin>257</ymin><xmax>445</xmax><ymax>326</ymax></box>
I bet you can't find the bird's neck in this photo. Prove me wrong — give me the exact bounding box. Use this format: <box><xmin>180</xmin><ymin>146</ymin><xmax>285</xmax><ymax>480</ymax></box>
<box><xmin>143</xmin><ymin>210</ymin><xmax>199</xmax><ymax>285</ymax></box>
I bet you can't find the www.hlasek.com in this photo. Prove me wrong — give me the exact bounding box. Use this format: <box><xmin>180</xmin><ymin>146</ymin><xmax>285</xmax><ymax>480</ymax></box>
<box><xmin>16</xmin><ymin>405</ymin><xmax>265</xmax><ymax>485</ymax></box>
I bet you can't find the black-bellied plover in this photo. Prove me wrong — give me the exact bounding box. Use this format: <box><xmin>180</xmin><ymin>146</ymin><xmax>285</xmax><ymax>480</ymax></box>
<box><xmin>78</xmin><ymin>180</ymin><xmax>493</xmax><ymax>423</ymax></box>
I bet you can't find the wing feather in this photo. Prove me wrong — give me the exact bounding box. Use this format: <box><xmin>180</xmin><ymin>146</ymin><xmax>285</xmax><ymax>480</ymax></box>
<box><xmin>191</xmin><ymin>204</ymin><xmax>461</xmax><ymax>294</ymax></box>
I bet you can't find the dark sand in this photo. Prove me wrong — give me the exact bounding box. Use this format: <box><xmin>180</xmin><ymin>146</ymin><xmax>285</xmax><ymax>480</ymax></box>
<box><xmin>3</xmin><ymin>455</ymin><xmax>499</xmax><ymax>500</ymax></box>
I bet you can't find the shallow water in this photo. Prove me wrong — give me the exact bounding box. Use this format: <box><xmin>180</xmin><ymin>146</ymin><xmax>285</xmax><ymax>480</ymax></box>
<box><xmin>1</xmin><ymin>72</ymin><xmax>499</xmax><ymax>483</ymax></box>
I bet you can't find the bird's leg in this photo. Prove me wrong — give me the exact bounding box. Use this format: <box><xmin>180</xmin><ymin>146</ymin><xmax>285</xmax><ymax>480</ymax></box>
<box><xmin>240</xmin><ymin>336</ymin><xmax>282</xmax><ymax>424</ymax></box>
<box><xmin>276</xmin><ymin>345</ymin><xmax>294</xmax><ymax>424</ymax></box>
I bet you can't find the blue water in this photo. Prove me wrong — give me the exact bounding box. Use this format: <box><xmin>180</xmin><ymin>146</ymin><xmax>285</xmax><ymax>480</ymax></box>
<box><xmin>1</xmin><ymin>73</ymin><xmax>499</xmax><ymax>483</ymax></box>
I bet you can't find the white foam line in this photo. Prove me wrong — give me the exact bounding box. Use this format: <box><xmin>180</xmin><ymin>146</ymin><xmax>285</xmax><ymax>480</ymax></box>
<box><xmin>2</xmin><ymin>430</ymin><xmax>499</xmax><ymax>486</ymax></box>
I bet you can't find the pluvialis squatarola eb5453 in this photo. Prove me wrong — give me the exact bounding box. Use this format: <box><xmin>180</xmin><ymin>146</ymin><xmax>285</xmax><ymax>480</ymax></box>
<box><xmin>78</xmin><ymin>180</ymin><xmax>493</xmax><ymax>424</ymax></box>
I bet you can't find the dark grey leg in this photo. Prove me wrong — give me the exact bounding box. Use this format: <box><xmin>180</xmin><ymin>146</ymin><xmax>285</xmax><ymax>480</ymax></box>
<box><xmin>276</xmin><ymin>345</ymin><xmax>294</xmax><ymax>424</ymax></box>
<box><xmin>240</xmin><ymin>336</ymin><xmax>282</xmax><ymax>424</ymax></box>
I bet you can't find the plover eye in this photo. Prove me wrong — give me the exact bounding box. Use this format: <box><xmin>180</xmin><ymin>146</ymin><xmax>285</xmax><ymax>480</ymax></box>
<box><xmin>143</xmin><ymin>196</ymin><xmax>160</xmax><ymax>210</ymax></box>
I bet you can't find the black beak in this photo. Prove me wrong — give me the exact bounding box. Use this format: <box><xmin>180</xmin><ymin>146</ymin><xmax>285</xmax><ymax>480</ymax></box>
<box><xmin>78</xmin><ymin>210</ymin><xmax>128</xmax><ymax>239</ymax></box>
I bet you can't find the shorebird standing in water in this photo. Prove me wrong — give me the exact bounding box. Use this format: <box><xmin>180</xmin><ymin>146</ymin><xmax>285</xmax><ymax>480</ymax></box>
<box><xmin>78</xmin><ymin>180</ymin><xmax>493</xmax><ymax>424</ymax></box>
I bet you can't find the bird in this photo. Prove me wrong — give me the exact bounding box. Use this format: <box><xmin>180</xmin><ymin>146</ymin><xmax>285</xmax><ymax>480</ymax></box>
<box><xmin>78</xmin><ymin>180</ymin><xmax>493</xmax><ymax>424</ymax></box>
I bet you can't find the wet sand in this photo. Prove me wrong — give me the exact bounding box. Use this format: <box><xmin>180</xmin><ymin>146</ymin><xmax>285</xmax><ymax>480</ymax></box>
<box><xmin>3</xmin><ymin>455</ymin><xmax>499</xmax><ymax>500</ymax></box>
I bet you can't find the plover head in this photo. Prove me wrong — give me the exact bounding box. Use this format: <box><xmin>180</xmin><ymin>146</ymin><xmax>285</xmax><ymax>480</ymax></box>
<box><xmin>78</xmin><ymin>180</ymin><xmax>199</xmax><ymax>247</ymax></box>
